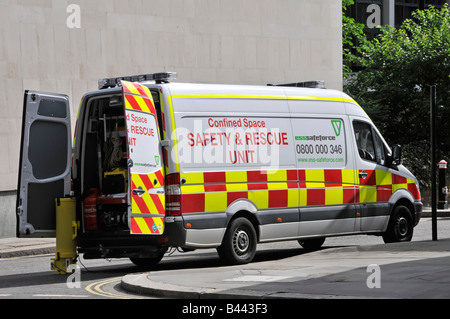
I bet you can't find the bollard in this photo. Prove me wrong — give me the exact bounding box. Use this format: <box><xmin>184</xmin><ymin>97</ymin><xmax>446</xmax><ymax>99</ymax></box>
<box><xmin>51</xmin><ymin>198</ymin><xmax>79</xmax><ymax>275</ymax></box>
<box><xmin>438</xmin><ymin>160</ymin><xmax>448</xmax><ymax>209</ymax></box>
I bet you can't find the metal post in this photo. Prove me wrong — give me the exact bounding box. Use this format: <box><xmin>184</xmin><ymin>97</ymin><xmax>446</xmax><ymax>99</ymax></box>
<box><xmin>431</xmin><ymin>85</ymin><xmax>438</xmax><ymax>241</ymax></box>
<box><xmin>438</xmin><ymin>160</ymin><xmax>448</xmax><ymax>209</ymax></box>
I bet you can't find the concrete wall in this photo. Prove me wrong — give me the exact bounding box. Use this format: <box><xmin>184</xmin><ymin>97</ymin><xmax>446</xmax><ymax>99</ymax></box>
<box><xmin>0</xmin><ymin>0</ymin><xmax>342</xmax><ymax>238</ymax></box>
<box><xmin>0</xmin><ymin>191</ymin><xmax>16</xmax><ymax>238</ymax></box>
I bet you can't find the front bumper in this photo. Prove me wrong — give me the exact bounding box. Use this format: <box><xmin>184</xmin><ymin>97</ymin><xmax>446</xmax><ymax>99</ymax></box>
<box><xmin>414</xmin><ymin>200</ymin><xmax>423</xmax><ymax>226</ymax></box>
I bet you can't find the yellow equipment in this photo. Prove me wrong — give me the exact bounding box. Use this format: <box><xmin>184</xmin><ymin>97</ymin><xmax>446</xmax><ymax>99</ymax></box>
<box><xmin>51</xmin><ymin>198</ymin><xmax>79</xmax><ymax>275</ymax></box>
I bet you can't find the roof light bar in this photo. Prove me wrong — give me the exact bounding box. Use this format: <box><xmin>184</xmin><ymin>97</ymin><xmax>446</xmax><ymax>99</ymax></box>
<box><xmin>267</xmin><ymin>80</ymin><xmax>325</xmax><ymax>89</ymax></box>
<box><xmin>98</xmin><ymin>72</ymin><xmax>178</xmax><ymax>90</ymax></box>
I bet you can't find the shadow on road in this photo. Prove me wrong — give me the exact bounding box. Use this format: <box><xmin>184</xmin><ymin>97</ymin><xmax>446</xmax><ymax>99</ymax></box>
<box><xmin>0</xmin><ymin>244</ymin><xmax>332</xmax><ymax>290</ymax></box>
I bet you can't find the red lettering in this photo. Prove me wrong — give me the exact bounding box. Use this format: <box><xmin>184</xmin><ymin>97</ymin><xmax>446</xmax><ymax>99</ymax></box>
<box><xmin>273</xmin><ymin>132</ymin><xmax>281</xmax><ymax>145</ymax></box>
<box><xmin>243</xmin><ymin>118</ymin><xmax>266</xmax><ymax>128</ymax></box>
<box><xmin>130</xmin><ymin>125</ymin><xmax>154</xmax><ymax>137</ymax></box>
<box><xmin>187</xmin><ymin>133</ymin><xmax>194</xmax><ymax>147</ymax></box>
<box><xmin>260</xmin><ymin>132</ymin><xmax>267</xmax><ymax>145</ymax></box>
<box><xmin>186</xmin><ymin>131</ymin><xmax>286</xmax><ymax>147</ymax></box>
<box><xmin>195</xmin><ymin>133</ymin><xmax>204</xmax><ymax>146</ymax></box>
<box><xmin>130</xmin><ymin>114</ymin><xmax>148</xmax><ymax>124</ymax></box>
<box><xmin>267</xmin><ymin>132</ymin><xmax>273</xmax><ymax>145</ymax></box>
<box><xmin>128</xmin><ymin>137</ymin><xmax>137</xmax><ymax>146</ymax></box>
<box><xmin>229</xmin><ymin>150</ymin><xmax>256</xmax><ymax>164</ymax></box>
<box><xmin>282</xmin><ymin>132</ymin><xmax>288</xmax><ymax>145</ymax></box>
<box><xmin>210</xmin><ymin>133</ymin><xmax>217</xmax><ymax>146</ymax></box>
<box><xmin>224</xmin><ymin>133</ymin><xmax>231</xmax><ymax>145</ymax></box>
<box><xmin>189</xmin><ymin>132</ymin><xmax>230</xmax><ymax>147</ymax></box>
<box><xmin>253</xmin><ymin>132</ymin><xmax>260</xmax><ymax>145</ymax></box>
<box><xmin>202</xmin><ymin>133</ymin><xmax>210</xmax><ymax>145</ymax></box>
<box><xmin>245</xmin><ymin>132</ymin><xmax>253</xmax><ymax>145</ymax></box>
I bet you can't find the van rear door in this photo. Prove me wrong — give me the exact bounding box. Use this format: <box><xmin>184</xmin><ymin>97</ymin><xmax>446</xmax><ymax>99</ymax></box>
<box><xmin>122</xmin><ymin>81</ymin><xmax>166</xmax><ymax>235</ymax></box>
<box><xmin>16</xmin><ymin>91</ymin><xmax>72</xmax><ymax>237</ymax></box>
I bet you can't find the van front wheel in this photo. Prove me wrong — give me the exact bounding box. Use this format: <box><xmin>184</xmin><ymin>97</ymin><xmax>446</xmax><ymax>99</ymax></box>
<box><xmin>382</xmin><ymin>205</ymin><xmax>414</xmax><ymax>243</ymax></box>
<box><xmin>217</xmin><ymin>217</ymin><xmax>257</xmax><ymax>265</ymax></box>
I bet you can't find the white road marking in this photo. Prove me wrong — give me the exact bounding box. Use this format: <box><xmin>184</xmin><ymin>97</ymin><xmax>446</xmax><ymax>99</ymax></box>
<box><xmin>33</xmin><ymin>294</ymin><xmax>90</xmax><ymax>298</ymax></box>
<box><xmin>223</xmin><ymin>275</ymin><xmax>293</xmax><ymax>282</ymax></box>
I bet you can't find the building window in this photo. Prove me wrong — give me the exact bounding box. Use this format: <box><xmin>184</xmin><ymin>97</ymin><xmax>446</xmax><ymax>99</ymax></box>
<box><xmin>395</xmin><ymin>0</ymin><xmax>447</xmax><ymax>27</ymax></box>
<box><xmin>348</xmin><ymin>0</ymin><xmax>383</xmax><ymax>40</ymax></box>
<box><xmin>424</xmin><ymin>0</ymin><xmax>447</xmax><ymax>7</ymax></box>
<box><xmin>395</xmin><ymin>1</ymin><xmax>420</xmax><ymax>27</ymax></box>
<box><xmin>345</xmin><ymin>0</ymin><xmax>448</xmax><ymax>73</ymax></box>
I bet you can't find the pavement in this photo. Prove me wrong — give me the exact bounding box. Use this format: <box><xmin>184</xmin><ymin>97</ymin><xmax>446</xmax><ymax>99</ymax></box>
<box><xmin>121</xmin><ymin>239</ymin><xmax>450</xmax><ymax>299</ymax></box>
<box><xmin>1</xmin><ymin>208</ymin><xmax>450</xmax><ymax>299</ymax></box>
<box><xmin>0</xmin><ymin>237</ymin><xmax>55</xmax><ymax>259</ymax></box>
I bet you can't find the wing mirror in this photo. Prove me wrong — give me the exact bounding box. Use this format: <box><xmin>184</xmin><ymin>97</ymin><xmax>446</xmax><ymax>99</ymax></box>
<box><xmin>391</xmin><ymin>144</ymin><xmax>402</xmax><ymax>166</ymax></box>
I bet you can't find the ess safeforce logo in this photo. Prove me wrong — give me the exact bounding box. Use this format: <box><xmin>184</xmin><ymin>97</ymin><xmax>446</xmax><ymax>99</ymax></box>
<box><xmin>331</xmin><ymin>120</ymin><xmax>342</xmax><ymax>137</ymax></box>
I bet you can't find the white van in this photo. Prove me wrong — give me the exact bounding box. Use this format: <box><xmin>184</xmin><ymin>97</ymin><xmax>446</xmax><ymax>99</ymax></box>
<box><xmin>17</xmin><ymin>72</ymin><xmax>422</xmax><ymax>265</ymax></box>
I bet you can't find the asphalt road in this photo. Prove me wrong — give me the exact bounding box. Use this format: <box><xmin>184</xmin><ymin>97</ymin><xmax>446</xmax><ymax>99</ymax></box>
<box><xmin>0</xmin><ymin>217</ymin><xmax>448</xmax><ymax>299</ymax></box>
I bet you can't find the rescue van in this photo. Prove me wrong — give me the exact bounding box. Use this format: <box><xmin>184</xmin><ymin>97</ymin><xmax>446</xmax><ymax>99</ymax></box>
<box><xmin>16</xmin><ymin>72</ymin><xmax>422</xmax><ymax>266</ymax></box>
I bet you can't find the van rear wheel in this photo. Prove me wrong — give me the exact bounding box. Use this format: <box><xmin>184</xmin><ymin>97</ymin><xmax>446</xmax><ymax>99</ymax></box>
<box><xmin>298</xmin><ymin>237</ymin><xmax>325</xmax><ymax>251</ymax></box>
<box><xmin>382</xmin><ymin>205</ymin><xmax>414</xmax><ymax>243</ymax></box>
<box><xmin>129</xmin><ymin>251</ymin><xmax>165</xmax><ymax>267</ymax></box>
<box><xmin>217</xmin><ymin>217</ymin><xmax>257</xmax><ymax>265</ymax></box>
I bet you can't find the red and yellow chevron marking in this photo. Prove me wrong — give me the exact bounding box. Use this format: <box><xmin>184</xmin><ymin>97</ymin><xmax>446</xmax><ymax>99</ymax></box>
<box><xmin>358</xmin><ymin>169</ymin><xmax>420</xmax><ymax>203</ymax></box>
<box><xmin>122</xmin><ymin>80</ymin><xmax>152</xmax><ymax>99</ymax></box>
<box><xmin>131</xmin><ymin>172</ymin><xmax>165</xmax><ymax>214</ymax></box>
<box><xmin>130</xmin><ymin>216</ymin><xmax>164</xmax><ymax>234</ymax></box>
<box><xmin>122</xmin><ymin>81</ymin><xmax>156</xmax><ymax>114</ymax></box>
<box><xmin>130</xmin><ymin>171</ymin><xmax>165</xmax><ymax>234</ymax></box>
<box><xmin>180</xmin><ymin>169</ymin><xmax>420</xmax><ymax>213</ymax></box>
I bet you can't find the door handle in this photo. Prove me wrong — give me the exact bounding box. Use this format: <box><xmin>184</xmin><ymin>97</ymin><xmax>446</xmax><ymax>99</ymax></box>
<box><xmin>359</xmin><ymin>170</ymin><xmax>368</xmax><ymax>179</ymax></box>
<box><xmin>127</xmin><ymin>158</ymin><xmax>134</xmax><ymax>168</ymax></box>
<box><xmin>132</xmin><ymin>186</ymin><xmax>145</xmax><ymax>196</ymax></box>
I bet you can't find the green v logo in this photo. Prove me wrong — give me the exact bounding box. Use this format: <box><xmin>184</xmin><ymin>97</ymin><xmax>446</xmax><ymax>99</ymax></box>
<box><xmin>331</xmin><ymin>120</ymin><xmax>342</xmax><ymax>137</ymax></box>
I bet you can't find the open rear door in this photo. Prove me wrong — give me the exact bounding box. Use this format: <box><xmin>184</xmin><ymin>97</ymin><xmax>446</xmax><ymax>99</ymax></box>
<box><xmin>122</xmin><ymin>81</ymin><xmax>166</xmax><ymax>235</ymax></box>
<box><xmin>16</xmin><ymin>91</ymin><xmax>72</xmax><ymax>237</ymax></box>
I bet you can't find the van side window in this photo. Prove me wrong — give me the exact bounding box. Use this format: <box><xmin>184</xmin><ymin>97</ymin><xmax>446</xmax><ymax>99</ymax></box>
<box><xmin>353</xmin><ymin>121</ymin><xmax>376</xmax><ymax>162</ymax></box>
<box><xmin>373</xmin><ymin>130</ymin><xmax>386</xmax><ymax>165</ymax></box>
<box><xmin>353</xmin><ymin>121</ymin><xmax>387</xmax><ymax>166</ymax></box>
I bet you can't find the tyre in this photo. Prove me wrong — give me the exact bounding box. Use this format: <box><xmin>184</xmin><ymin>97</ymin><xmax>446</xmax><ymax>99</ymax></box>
<box><xmin>217</xmin><ymin>217</ymin><xmax>257</xmax><ymax>265</ymax></box>
<box><xmin>129</xmin><ymin>251</ymin><xmax>165</xmax><ymax>267</ymax></box>
<box><xmin>298</xmin><ymin>237</ymin><xmax>326</xmax><ymax>251</ymax></box>
<box><xmin>382</xmin><ymin>205</ymin><xmax>414</xmax><ymax>243</ymax></box>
